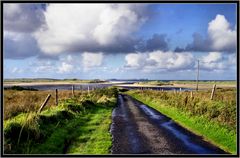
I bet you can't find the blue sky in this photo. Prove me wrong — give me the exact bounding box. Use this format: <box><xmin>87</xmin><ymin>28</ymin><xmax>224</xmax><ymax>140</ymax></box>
<box><xmin>3</xmin><ymin>3</ymin><xmax>237</xmax><ymax>80</ymax></box>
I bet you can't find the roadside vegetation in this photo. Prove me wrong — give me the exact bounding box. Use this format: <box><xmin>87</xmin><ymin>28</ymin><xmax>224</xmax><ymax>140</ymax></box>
<box><xmin>4</xmin><ymin>89</ymin><xmax>74</xmax><ymax>120</ymax></box>
<box><xmin>132</xmin><ymin>80</ymin><xmax>236</xmax><ymax>89</ymax></box>
<box><xmin>4</xmin><ymin>87</ymin><xmax>118</xmax><ymax>154</ymax></box>
<box><xmin>169</xmin><ymin>80</ymin><xmax>236</xmax><ymax>85</ymax></box>
<box><xmin>126</xmin><ymin>88</ymin><xmax>237</xmax><ymax>154</ymax></box>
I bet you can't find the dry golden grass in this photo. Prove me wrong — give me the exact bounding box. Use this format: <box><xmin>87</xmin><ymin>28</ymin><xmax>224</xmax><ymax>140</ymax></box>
<box><xmin>3</xmin><ymin>90</ymin><xmax>84</xmax><ymax>120</ymax></box>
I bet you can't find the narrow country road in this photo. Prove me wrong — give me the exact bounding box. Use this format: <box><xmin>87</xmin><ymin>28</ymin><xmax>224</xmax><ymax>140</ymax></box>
<box><xmin>110</xmin><ymin>94</ymin><xmax>228</xmax><ymax>155</ymax></box>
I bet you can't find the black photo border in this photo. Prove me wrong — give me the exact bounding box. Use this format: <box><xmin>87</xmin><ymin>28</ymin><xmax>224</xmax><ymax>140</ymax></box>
<box><xmin>0</xmin><ymin>0</ymin><xmax>239</xmax><ymax>157</ymax></box>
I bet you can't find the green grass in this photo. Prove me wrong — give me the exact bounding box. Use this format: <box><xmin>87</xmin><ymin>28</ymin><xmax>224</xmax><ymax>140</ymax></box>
<box><xmin>29</xmin><ymin>106</ymin><xmax>113</xmax><ymax>154</ymax></box>
<box><xmin>66</xmin><ymin>109</ymin><xmax>112</xmax><ymax>154</ymax></box>
<box><xmin>4</xmin><ymin>87</ymin><xmax>117</xmax><ymax>154</ymax></box>
<box><xmin>126</xmin><ymin>90</ymin><xmax>237</xmax><ymax>154</ymax></box>
<box><xmin>170</xmin><ymin>80</ymin><xmax>236</xmax><ymax>85</ymax></box>
<box><xmin>132</xmin><ymin>80</ymin><xmax>236</xmax><ymax>86</ymax></box>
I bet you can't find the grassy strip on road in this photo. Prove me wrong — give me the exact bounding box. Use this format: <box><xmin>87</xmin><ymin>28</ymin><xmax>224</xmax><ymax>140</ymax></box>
<box><xmin>4</xmin><ymin>88</ymin><xmax>117</xmax><ymax>154</ymax></box>
<box><xmin>126</xmin><ymin>90</ymin><xmax>236</xmax><ymax>154</ymax></box>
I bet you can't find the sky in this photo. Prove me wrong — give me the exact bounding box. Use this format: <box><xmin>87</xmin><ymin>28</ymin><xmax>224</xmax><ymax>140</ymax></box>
<box><xmin>3</xmin><ymin>3</ymin><xmax>237</xmax><ymax>80</ymax></box>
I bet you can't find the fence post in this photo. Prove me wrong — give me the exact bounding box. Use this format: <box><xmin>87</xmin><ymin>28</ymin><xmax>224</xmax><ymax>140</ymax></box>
<box><xmin>190</xmin><ymin>91</ymin><xmax>193</xmax><ymax>98</ymax></box>
<box><xmin>72</xmin><ymin>85</ymin><xmax>75</xmax><ymax>97</ymax></box>
<box><xmin>38</xmin><ymin>94</ymin><xmax>51</xmax><ymax>113</ymax></box>
<box><xmin>179</xmin><ymin>88</ymin><xmax>182</xmax><ymax>92</ymax></box>
<box><xmin>210</xmin><ymin>84</ymin><xmax>216</xmax><ymax>100</ymax></box>
<box><xmin>88</xmin><ymin>86</ymin><xmax>90</xmax><ymax>94</ymax></box>
<box><xmin>55</xmin><ymin>89</ymin><xmax>58</xmax><ymax>106</ymax></box>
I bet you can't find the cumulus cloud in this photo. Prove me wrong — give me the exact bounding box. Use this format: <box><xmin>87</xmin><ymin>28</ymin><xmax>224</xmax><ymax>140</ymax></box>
<box><xmin>3</xmin><ymin>4</ymin><xmax>171</xmax><ymax>59</ymax></box>
<box><xmin>4</xmin><ymin>32</ymin><xmax>41</xmax><ymax>59</ymax></box>
<box><xmin>148</xmin><ymin>51</ymin><xmax>194</xmax><ymax>70</ymax></box>
<box><xmin>227</xmin><ymin>54</ymin><xmax>236</xmax><ymax>65</ymax></box>
<box><xmin>34</xmin><ymin>4</ymin><xmax>149</xmax><ymax>55</ymax></box>
<box><xmin>175</xmin><ymin>14</ymin><xmax>236</xmax><ymax>53</ymax></box>
<box><xmin>30</xmin><ymin>60</ymin><xmax>56</xmax><ymax>73</ymax></box>
<box><xmin>200</xmin><ymin>52</ymin><xmax>228</xmax><ymax>71</ymax></box>
<box><xmin>82</xmin><ymin>52</ymin><xmax>104</xmax><ymax>71</ymax></box>
<box><xmin>145</xmin><ymin>34</ymin><xmax>169</xmax><ymax>51</ymax></box>
<box><xmin>125</xmin><ymin>53</ymin><xmax>148</xmax><ymax>69</ymax></box>
<box><xmin>3</xmin><ymin>3</ymin><xmax>45</xmax><ymax>33</ymax></box>
<box><xmin>201</xmin><ymin>52</ymin><xmax>222</xmax><ymax>63</ymax></box>
<box><xmin>183</xmin><ymin>33</ymin><xmax>211</xmax><ymax>52</ymax></box>
<box><xmin>58</xmin><ymin>62</ymin><xmax>74</xmax><ymax>73</ymax></box>
<box><xmin>124</xmin><ymin>51</ymin><xmax>195</xmax><ymax>72</ymax></box>
<box><xmin>208</xmin><ymin>14</ymin><xmax>236</xmax><ymax>51</ymax></box>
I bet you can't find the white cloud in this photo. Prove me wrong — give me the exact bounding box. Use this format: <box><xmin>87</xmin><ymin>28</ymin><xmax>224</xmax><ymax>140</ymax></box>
<box><xmin>125</xmin><ymin>53</ymin><xmax>147</xmax><ymax>68</ymax></box>
<box><xmin>201</xmin><ymin>52</ymin><xmax>222</xmax><ymax>63</ymax></box>
<box><xmin>148</xmin><ymin>51</ymin><xmax>194</xmax><ymax>70</ymax></box>
<box><xmin>82</xmin><ymin>52</ymin><xmax>103</xmax><ymax>71</ymax></box>
<box><xmin>228</xmin><ymin>54</ymin><xmax>236</xmax><ymax>65</ymax></box>
<box><xmin>93</xmin><ymin>5</ymin><xmax>146</xmax><ymax>45</ymax></box>
<box><xmin>4</xmin><ymin>32</ymin><xmax>41</xmax><ymax>59</ymax></box>
<box><xmin>124</xmin><ymin>51</ymin><xmax>195</xmax><ymax>72</ymax></box>
<box><xmin>34</xmin><ymin>4</ymin><xmax>148</xmax><ymax>55</ymax></box>
<box><xmin>208</xmin><ymin>14</ymin><xmax>236</xmax><ymax>51</ymax></box>
<box><xmin>11</xmin><ymin>67</ymin><xmax>23</xmax><ymax>73</ymax></box>
<box><xmin>4</xmin><ymin>4</ymin><xmax>45</xmax><ymax>33</ymax></box>
<box><xmin>182</xmin><ymin>14</ymin><xmax>236</xmax><ymax>53</ymax></box>
<box><xmin>200</xmin><ymin>52</ymin><xmax>226</xmax><ymax>70</ymax></box>
<box><xmin>58</xmin><ymin>62</ymin><xmax>74</xmax><ymax>73</ymax></box>
<box><xmin>28</xmin><ymin>59</ymin><xmax>56</xmax><ymax>73</ymax></box>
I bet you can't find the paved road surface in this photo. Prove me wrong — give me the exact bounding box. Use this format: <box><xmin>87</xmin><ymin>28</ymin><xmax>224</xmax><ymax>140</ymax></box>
<box><xmin>110</xmin><ymin>94</ymin><xmax>229</xmax><ymax>155</ymax></box>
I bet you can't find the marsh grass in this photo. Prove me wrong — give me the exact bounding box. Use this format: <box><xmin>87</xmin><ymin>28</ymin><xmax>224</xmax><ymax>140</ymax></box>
<box><xmin>4</xmin><ymin>87</ymin><xmax>117</xmax><ymax>154</ymax></box>
<box><xmin>3</xmin><ymin>90</ymin><xmax>85</xmax><ymax>120</ymax></box>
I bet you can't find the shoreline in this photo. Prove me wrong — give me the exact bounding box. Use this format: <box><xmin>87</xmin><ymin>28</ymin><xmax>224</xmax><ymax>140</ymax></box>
<box><xmin>3</xmin><ymin>82</ymin><xmax>236</xmax><ymax>90</ymax></box>
<box><xmin>3</xmin><ymin>81</ymin><xmax>128</xmax><ymax>87</ymax></box>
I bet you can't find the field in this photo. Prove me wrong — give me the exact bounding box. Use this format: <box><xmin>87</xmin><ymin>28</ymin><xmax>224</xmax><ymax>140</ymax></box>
<box><xmin>3</xmin><ymin>81</ymin><xmax>238</xmax><ymax>154</ymax></box>
<box><xmin>126</xmin><ymin>88</ymin><xmax>237</xmax><ymax>154</ymax></box>
<box><xmin>3</xmin><ymin>87</ymin><xmax>118</xmax><ymax>154</ymax></box>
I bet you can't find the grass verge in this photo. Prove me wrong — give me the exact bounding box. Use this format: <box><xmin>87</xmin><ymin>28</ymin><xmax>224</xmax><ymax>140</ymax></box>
<box><xmin>4</xmin><ymin>87</ymin><xmax>117</xmax><ymax>154</ymax></box>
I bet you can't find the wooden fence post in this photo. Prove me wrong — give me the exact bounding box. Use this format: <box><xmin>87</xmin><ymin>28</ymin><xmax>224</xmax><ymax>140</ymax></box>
<box><xmin>190</xmin><ymin>91</ymin><xmax>193</xmax><ymax>98</ymax></box>
<box><xmin>38</xmin><ymin>94</ymin><xmax>51</xmax><ymax>113</ymax></box>
<box><xmin>72</xmin><ymin>85</ymin><xmax>75</xmax><ymax>97</ymax></box>
<box><xmin>210</xmin><ymin>84</ymin><xmax>216</xmax><ymax>100</ymax></box>
<box><xmin>88</xmin><ymin>86</ymin><xmax>90</xmax><ymax>94</ymax></box>
<box><xmin>55</xmin><ymin>89</ymin><xmax>58</xmax><ymax>106</ymax></box>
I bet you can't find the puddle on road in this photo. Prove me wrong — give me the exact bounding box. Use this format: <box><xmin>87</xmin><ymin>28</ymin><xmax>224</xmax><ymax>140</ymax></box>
<box><xmin>161</xmin><ymin>121</ymin><xmax>215</xmax><ymax>154</ymax></box>
<box><xmin>111</xmin><ymin>95</ymin><xmax>145</xmax><ymax>154</ymax></box>
<box><xmin>111</xmin><ymin>96</ymin><xmax>227</xmax><ymax>154</ymax></box>
<box><xmin>139</xmin><ymin>104</ymin><xmax>165</xmax><ymax>120</ymax></box>
<box><xmin>137</xmin><ymin>103</ymin><xmax>227</xmax><ymax>154</ymax></box>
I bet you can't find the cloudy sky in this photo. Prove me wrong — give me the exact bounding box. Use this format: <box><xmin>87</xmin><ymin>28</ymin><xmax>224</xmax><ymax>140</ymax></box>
<box><xmin>3</xmin><ymin>3</ymin><xmax>237</xmax><ymax>80</ymax></box>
